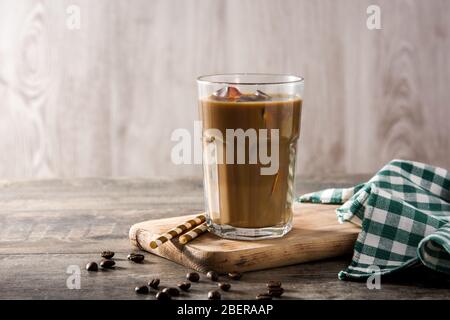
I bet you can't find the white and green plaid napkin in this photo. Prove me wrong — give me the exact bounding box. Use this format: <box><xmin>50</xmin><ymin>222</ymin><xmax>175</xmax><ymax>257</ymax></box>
<box><xmin>297</xmin><ymin>159</ymin><xmax>450</xmax><ymax>280</ymax></box>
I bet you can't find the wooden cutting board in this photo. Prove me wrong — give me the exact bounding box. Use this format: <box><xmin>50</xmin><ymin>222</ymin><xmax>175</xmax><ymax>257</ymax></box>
<box><xmin>129</xmin><ymin>203</ymin><xmax>360</xmax><ymax>273</ymax></box>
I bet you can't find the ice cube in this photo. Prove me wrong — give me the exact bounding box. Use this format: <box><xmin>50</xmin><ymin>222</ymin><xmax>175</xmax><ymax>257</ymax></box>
<box><xmin>212</xmin><ymin>86</ymin><xmax>242</xmax><ymax>100</ymax></box>
<box><xmin>237</xmin><ymin>90</ymin><xmax>272</xmax><ymax>102</ymax></box>
<box><xmin>237</xmin><ymin>95</ymin><xmax>261</xmax><ymax>102</ymax></box>
<box><xmin>255</xmin><ymin>90</ymin><xmax>271</xmax><ymax>100</ymax></box>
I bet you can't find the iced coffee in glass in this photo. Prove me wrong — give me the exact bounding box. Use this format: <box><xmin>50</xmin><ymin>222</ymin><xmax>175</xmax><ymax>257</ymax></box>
<box><xmin>197</xmin><ymin>74</ymin><xmax>304</xmax><ymax>240</ymax></box>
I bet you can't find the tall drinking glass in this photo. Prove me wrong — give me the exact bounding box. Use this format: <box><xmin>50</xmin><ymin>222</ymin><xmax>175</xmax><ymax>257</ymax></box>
<box><xmin>197</xmin><ymin>74</ymin><xmax>304</xmax><ymax>240</ymax></box>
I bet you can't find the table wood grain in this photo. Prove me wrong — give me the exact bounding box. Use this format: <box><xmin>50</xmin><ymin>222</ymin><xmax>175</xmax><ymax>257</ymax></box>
<box><xmin>0</xmin><ymin>176</ymin><xmax>449</xmax><ymax>300</ymax></box>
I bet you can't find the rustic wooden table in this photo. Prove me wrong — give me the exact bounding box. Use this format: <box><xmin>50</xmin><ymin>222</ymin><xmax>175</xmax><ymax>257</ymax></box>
<box><xmin>0</xmin><ymin>177</ymin><xmax>449</xmax><ymax>300</ymax></box>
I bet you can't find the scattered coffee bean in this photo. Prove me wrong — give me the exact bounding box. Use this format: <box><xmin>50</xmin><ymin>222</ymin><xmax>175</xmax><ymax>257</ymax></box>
<box><xmin>100</xmin><ymin>259</ymin><xmax>115</xmax><ymax>269</ymax></box>
<box><xmin>148</xmin><ymin>278</ymin><xmax>160</xmax><ymax>289</ymax></box>
<box><xmin>266</xmin><ymin>280</ymin><xmax>282</xmax><ymax>288</ymax></box>
<box><xmin>101</xmin><ymin>251</ymin><xmax>115</xmax><ymax>259</ymax></box>
<box><xmin>177</xmin><ymin>282</ymin><xmax>191</xmax><ymax>292</ymax></box>
<box><xmin>86</xmin><ymin>262</ymin><xmax>98</xmax><ymax>272</ymax></box>
<box><xmin>256</xmin><ymin>293</ymin><xmax>273</xmax><ymax>300</ymax></box>
<box><xmin>228</xmin><ymin>272</ymin><xmax>242</xmax><ymax>280</ymax></box>
<box><xmin>207</xmin><ymin>290</ymin><xmax>221</xmax><ymax>300</ymax></box>
<box><xmin>218</xmin><ymin>282</ymin><xmax>231</xmax><ymax>291</ymax></box>
<box><xmin>186</xmin><ymin>272</ymin><xmax>200</xmax><ymax>282</ymax></box>
<box><xmin>207</xmin><ymin>271</ymin><xmax>219</xmax><ymax>281</ymax></box>
<box><xmin>127</xmin><ymin>253</ymin><xmax>145</xmax><ymax>263</ymax></box>
<box><xmin>162</xmin><ymin>287</ymin><xmax>180</xmax><ymax>297</ymax></box>
<box><xmin>268</xmin><ymin>287</ymin><xmax>284</xmax><ymax>297</ymax></box>
<box><xmin>135</xmin><ymin>285</ymin><xmax>149</xmax><ymax>294</ymax></box>
<box><xmin>156</xmin><ymin>291</ymin><xmax>171</xmax><ymax>300</ymax></box>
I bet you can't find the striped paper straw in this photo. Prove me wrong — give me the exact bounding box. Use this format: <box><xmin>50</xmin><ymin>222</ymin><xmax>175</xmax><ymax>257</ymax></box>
<box><xmin>179</xmin><ymin>223</ymin><xmax>208</xmax><ymax>244</ymax></box>
<box><xmin>150</xmin><ymin>214</ymin><xmax>206</xmax><ymax>249</ymax></box>
<box><xmin>286</xmin><ymin>147</ymin><xmax>295</xmax><ymax>206</ymax></box>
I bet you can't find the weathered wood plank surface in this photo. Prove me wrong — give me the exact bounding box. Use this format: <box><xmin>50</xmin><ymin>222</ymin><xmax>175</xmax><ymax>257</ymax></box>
<box><xmin>0</xmin><ymin>0</ymin><xmax>449</xmax><ymax>179</ymax></box>
<box><xmin>129</xmin><ymin>204</ymin><xmax>359</xmax><ymax>273</ymax></box>
<box><xmin>0</xmin><ymin>177</ymin><xmax>449</xmax><ymax>300</ymax></box>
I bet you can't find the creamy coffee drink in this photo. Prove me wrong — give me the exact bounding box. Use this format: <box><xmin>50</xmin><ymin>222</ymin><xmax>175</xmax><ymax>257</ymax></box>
<box><xmin>200</xmin><ymin>87</ymin><xmax>302</xmax><ymax>230</ymax></box>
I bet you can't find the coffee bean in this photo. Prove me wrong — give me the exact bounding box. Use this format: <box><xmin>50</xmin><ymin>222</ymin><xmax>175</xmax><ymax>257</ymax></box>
<box><xmin>266</xmin><ymin>280</ymin><xmax>282</xmax><ymax>288</ymax></box>
<box><xmin>256</xmin><ymin>293</ymin><xmax>273</xmax><ymax>300</ymax></box>
<box><xmin>218</xmin><ymin>282</ymin><xmax>231</xmax><ymax>291</ymax></box>
<box><xmin>100</xmin><ymin>259</ymin><xmax>115</xmax><ymax>269</ymax></box>
<box><xmin>135</xmin><ymin>285</ymin><xmax>149</xmax><ymax>294</ymax></box>
<box><xmin>207</xmin><ymin>290</ymin><xmax>221</xmax><ymax>300</ymax></box>
<box><xmin>127</xmin><ymin>253</ymin><xmax>145</xmax><ymax>263</ymax></box>
<box><xmin>207</xmin><ymin>271</ymin><xmax>219</xmax><ymax>281</ymax></box>
<box><xmin>228</xmin><ymin>272</ymin><xmax>242</xmax><ymax>280</ymax></box>
<box><xmin>177</xmin><ymin>282</ymin><xmax>191</xmax><ymax>292</ymax></box>
<box><xmin>101</xmin><ymin>251</ymin><xmax>115</xmax><ymax>259</ymax></box>
<box><xmin>186</xmin><ymin>272</ymin><xmax>200</xmax><ymax>282</ymax></box>
<box><xmin>156</xmin><ymin>291</ymin><xmax>171</xmax><ymax>300</ymax></box>
<box><xmin>162</xmin><ymin>287</ymin><xmax>180</xmax><ymax>297</ymax></box>
<box><xmin>268</xmin><ymin>287</ymin><xmax>284</xmax><ymax>297</ymax></box>
<box><xmin>148</xmin><ymin>278</ymin><xmax>160</xmax><ymax>289</ymax></box>
<box><xmin>86</xmin><ymin>262</ymin><xmax>98</xmax><ymax>271</ymax></box>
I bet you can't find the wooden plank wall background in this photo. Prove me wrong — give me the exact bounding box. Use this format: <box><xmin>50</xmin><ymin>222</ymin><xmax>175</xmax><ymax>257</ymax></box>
<box><xmin>0</xmin><ymin>0</ymin><xmax>449</xmax><ymax>179</ymax></box>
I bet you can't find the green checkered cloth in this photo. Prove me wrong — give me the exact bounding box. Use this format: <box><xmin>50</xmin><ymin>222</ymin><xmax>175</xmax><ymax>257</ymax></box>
<box><xmin>297</xmin><ymin>159</ymin><xmax>450</xmax><ymax>280</ymax></box>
